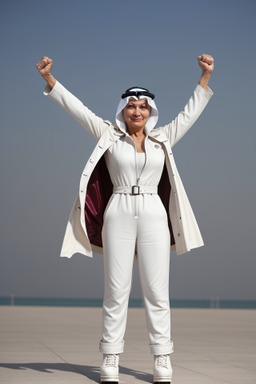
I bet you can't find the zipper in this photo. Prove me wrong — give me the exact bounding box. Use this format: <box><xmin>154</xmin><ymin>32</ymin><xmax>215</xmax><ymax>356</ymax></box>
<box><xmin>134</xmin><ymin>138</ymin><xmax>147</xmax><ymax>184</ymax></box>
<box><xmin>134</xmin><ymin>138</ymin><xmax>147</xmax><ymax>218</ymax></box>
<box><xmin>134</xmin><ymin>149</ymin><xmax>139</xmax><ymax>219</ymax></box>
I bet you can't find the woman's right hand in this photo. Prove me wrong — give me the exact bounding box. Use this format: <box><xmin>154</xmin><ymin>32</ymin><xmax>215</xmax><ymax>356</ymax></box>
<box><xmin>36</xmin><ymin>56</ymin><xmax>56</xmax><ymax>89</ymax></box>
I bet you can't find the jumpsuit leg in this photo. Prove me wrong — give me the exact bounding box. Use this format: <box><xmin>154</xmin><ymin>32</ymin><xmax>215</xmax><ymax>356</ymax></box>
<box><xmin>100</xmin><ymin>195</ymin><xmax>137</xmax><ymax>354</ymax></box>
<box><xmin>100</xmin><ymin>194</ymin><xmax>173</xmax><ymax>355</ymax></box>
<box><xmin>137</xmin><ymin>195</ymin><xmax>174</xmax><ymax>355</ymax></box>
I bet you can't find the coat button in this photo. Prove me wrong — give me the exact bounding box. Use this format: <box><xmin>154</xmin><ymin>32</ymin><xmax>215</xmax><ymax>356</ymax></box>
<box><xmin>177</xmin><ymin>233</ymin><xmax>180</xmax><ymax>237</ymax></box>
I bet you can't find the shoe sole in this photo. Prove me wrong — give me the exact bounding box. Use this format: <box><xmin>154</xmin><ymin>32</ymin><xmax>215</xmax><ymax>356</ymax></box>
<box><xmin>101</xmin><ymin>377</ymin><xmax>119</xmax><ymax>383</ymax></box>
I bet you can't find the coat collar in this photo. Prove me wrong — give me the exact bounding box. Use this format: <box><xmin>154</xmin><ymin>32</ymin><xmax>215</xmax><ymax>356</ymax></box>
<box><xmin>110</xmin><ymin>124</ymin><xmax>168</xmax><ymax>144</ymax></box>
<box><xmin>149</xmin><ymin>128</ymin><xmax>169</xmax><ymax>143</ymax></box>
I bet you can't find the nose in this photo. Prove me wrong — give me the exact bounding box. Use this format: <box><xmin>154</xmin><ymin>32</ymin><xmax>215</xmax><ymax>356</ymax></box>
<box><xmin>133</xmin><ymin>106</ymin><xmax>141</xmax><ymax>116</ymax></box>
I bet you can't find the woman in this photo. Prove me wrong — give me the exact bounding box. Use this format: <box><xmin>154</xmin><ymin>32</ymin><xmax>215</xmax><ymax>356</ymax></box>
<box><xmin>37</xmin><ymin>54</ymin><xmax>214</xmax><ymax>384</ymax></box>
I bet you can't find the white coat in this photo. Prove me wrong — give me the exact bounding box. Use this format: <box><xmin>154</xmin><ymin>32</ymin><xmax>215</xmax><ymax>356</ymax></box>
<box><xmin>44</xmin><ymin>82</ymin><xmax>213</xmax><ymax>258</ymax></box>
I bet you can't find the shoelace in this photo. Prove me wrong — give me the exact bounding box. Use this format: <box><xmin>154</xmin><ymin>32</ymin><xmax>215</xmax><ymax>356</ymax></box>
<box><xmin>156</xmin><ymin>355</ymin><xmax>168</xmax><ymax>369</ymax></box>
<box><xmin>105</xmin><ymin>354</ymin><xmax>117</xmax><ymax>367</ymax></box>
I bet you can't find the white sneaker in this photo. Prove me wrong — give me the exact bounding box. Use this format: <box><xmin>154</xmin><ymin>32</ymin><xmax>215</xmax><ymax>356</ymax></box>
<box><xmin>153</xmin><ymin>354</ymin><xmax>173</xmax><ymax>383</ymax></box>
<box><xmin>100</xmin><ymin>354</ymin><xmax>119</xmax><ymax>383</ymax></box>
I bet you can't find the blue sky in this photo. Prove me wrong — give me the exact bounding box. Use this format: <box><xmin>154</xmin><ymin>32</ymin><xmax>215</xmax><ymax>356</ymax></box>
<box><xmin>1</xmin><ymin>0</ymin><xmax>256</xmax><ymax>301</ymax></box>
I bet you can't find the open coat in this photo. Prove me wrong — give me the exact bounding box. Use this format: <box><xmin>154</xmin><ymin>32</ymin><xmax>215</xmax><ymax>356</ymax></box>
<box><xmin>45</xmin><ymin>82</ymin><xmax>213</xmax><ymax>258</ymax></box>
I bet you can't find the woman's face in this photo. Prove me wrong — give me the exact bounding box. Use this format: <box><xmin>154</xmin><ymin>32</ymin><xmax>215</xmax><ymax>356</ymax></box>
<box><xmin>123</xmin><ymin>98</ymin><xmax>151</xmax><ymax>132</ymax></box>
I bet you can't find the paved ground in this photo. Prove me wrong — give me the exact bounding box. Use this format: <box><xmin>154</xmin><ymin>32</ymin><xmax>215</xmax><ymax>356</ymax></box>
<box><xmin>0</xmin><ymin>306</ymin><xmax>255</xmax><ymax>383</ymax></box>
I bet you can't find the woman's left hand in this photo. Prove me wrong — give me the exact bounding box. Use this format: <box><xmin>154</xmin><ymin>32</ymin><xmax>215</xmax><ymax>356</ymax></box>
<box><xmin>198</xmin><ymin>54</ymin><xmax>214</xmax><ymax>74</ymax></box>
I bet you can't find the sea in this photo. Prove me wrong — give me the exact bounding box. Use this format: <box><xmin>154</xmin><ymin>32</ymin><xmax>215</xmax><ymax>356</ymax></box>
<box><xmin>0</xmin><ymin>297</ymin><xmax>256</xmax><ymax>309</ymax></box>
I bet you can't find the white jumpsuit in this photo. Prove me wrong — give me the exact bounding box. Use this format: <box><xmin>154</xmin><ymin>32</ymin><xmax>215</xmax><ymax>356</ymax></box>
<box><xmin>101</xmin><ymin>134</ymin><xmax>173</xmax><ymax>355</ymax></box>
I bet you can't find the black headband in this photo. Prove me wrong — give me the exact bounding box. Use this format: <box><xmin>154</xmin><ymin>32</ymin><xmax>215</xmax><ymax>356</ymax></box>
<box><xmin>121</xmin><ymin>87</ymin><xmax>155</xmax><ymax>100</ymax></box>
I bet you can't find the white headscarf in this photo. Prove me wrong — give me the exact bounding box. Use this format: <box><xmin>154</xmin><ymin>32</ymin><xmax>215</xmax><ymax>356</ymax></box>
<box><xmin>115</xmin><ymin>87</ymin><xmax>159</xmax><ymax>135</ymax></box>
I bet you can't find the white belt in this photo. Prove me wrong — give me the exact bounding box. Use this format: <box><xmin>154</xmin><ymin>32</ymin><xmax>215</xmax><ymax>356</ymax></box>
<box><xmin>113</xmin><ymin>185</ymin><xmax>158</xmax><ymax>195</ymax></box>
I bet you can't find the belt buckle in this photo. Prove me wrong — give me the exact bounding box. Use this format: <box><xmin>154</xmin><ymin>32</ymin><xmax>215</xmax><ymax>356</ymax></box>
<box><xmin>132</xmin><ymin>185</ymin><xmax>140</xmax><ymax>195</ymax></box>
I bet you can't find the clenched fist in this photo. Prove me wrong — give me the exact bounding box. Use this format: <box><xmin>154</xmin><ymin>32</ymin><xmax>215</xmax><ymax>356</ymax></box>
<box><xmin>36</xmin><ymin>56</ymin><xmax>53</xmax><ymax>77</ymax></box>
<box><xmin>36</xmin><ymin>56</ymin><xmax>56</xmax><ymax>89</ymax></box>
<box><xmin>198</xmin><ymin>54</ymin><xmax>214</xmax><ymax>74</ymax></box>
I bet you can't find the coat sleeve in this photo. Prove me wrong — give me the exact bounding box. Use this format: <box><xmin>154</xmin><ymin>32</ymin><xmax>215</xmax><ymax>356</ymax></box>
<box><xmin>44</xmin><ymin>81</ymin><xmax>110</xmax><ymax>140</ymax></box>
<box><xmin>160</xmin><ymin>84</ymin><xmax>213</xmax><ymax>148</ymax></box>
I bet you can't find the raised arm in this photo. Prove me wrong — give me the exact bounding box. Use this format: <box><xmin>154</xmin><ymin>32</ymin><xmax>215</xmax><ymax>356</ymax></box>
<box><xmin>161</xmin><ymin>54</ymin><xmax>214</xmax><ymax>147</ymax></box>
<box><xmin>36</xmin><ymin>57</ymin><xmax>109</xmax><ymax>139</ymax></box>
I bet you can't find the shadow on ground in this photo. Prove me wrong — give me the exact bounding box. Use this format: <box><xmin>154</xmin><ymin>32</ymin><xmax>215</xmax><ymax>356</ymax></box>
<box><xmin>0</xmin><ymin>362</ymin><xmax>152</xmax><ymax>383</ymax></box>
